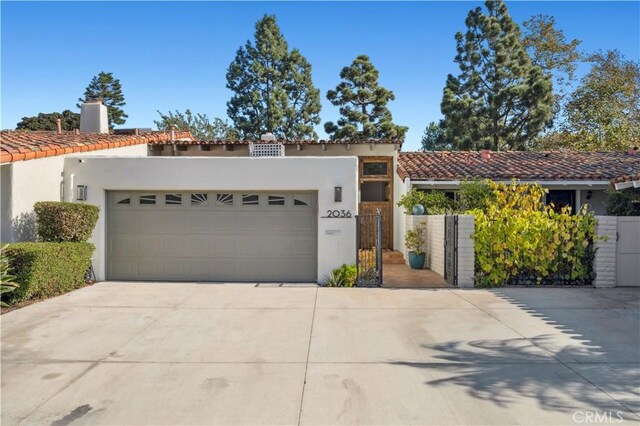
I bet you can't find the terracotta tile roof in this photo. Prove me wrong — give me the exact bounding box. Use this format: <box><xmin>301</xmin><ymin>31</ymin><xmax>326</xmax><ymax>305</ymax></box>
<box><xmin>147</xmin><ymin>138</ymin><xmax>401</xmax><ymax>146</ymax></box>
<box><xmin>397</xmin><ymin>151</ymin><xmax>640</xmax><ymax>181</ymax></box>
<box><xmin>612</xmin><ymin>172</ymin><xmax>640</xmax><ymax>185</ymax></box>
<box><xmin>0</xmin><ymin>130</ymin><xmax>194</xmax><ymax>163</ymax></box>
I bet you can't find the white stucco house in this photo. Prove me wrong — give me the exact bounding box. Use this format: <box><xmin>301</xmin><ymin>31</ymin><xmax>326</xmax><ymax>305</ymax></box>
<box><xmin>2</xmin><ymin>99</ymin><xmax>639</xmax><ymax>285</ymax></box>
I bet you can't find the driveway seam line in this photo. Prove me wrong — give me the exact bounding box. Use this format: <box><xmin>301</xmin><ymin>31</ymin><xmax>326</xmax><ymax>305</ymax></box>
<box><xmin>297</xmin><ymin>285</ymin><xmax>319</xmax><ymax>426</ymax></box>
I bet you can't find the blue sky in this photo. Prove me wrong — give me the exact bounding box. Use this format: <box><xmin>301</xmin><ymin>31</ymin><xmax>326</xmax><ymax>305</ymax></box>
<box><xmin>2</xmin><ymin>1</ymin><xmax>639</xmax><ymax>151</ymax></box>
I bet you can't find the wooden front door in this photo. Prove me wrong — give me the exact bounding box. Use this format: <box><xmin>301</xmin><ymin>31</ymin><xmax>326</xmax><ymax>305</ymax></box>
<box><xmin>359</xmin><ymin>157</ymin><xmax>393</xmax><ymax>249</ymax></box>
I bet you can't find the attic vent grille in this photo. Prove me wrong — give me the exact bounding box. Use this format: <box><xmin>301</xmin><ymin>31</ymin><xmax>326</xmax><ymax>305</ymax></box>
<box><xmin>249</xmin><ymin>143</ymin><xmax>285</xmax><ymax>157</ymax></box>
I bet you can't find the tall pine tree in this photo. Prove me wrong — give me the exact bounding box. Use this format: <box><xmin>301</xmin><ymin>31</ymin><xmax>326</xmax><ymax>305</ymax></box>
<box><xmin>441</xmin><ymin>1</ymin><xmax>553</xmax><ymax>150</ymax></box>
<box><xmin>77</xmin><ymin>72</ymin><xmax>127</xmax><ymax>127</ymax></box>
<box><xmin>226</xmin><ymin>15</ymin><xmax>321</xmax><ymax>140</ymax></box>
<box><xmin>324</xmin><ymin>55</ymin><xmax>407</xmax><ymax>140</ymax></box>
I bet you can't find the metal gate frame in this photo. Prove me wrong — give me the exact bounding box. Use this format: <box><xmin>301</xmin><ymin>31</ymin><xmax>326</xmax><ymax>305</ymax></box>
<box><xmin>444</xmin><ymin>215</ymin><xmax>458</xmax><ymax>286</ymax></box>
<box><xmin>355</xmin><ymin>210</ymin><xmax>383</xmax><ymax>287</ymax></box>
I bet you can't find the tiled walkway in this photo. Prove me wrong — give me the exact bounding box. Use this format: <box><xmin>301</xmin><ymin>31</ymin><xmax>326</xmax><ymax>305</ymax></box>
<box><xmin>382</xmin><ymin>263</ymin><xmax>450</xmax><ymax>288</ymax></box>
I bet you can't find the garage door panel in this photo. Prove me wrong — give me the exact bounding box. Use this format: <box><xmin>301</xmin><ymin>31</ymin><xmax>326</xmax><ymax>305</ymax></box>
<box><xmin>107</xmin><ymin>191</ymin><xmax>317</xmax><ymax>282</ymax></box>
<box><xmin>110</xmin><ymin>237</ymin><xmax>138</xmax><ymax>257</ymax></box>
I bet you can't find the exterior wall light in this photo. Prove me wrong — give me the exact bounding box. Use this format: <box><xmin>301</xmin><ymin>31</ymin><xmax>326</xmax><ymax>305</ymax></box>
<box><xmin>334</xmin><ymin>186</ymin><xmax>342</xmax><ymax>203</ymax></box>
<box><xmin>586</xmin><ymin>190</ymin><xmax>593</xmax><ymax>200</ymax></box>
<box><xmin>76</xmin><ymin>185</ymin><xmax>88</xmax><ymax>201</ymax></box>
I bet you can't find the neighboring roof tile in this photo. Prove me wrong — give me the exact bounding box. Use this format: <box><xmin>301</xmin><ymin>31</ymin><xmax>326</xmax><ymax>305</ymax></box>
<box><xmin>612</xmin><ymin>172</ymin><xmax>640</xmax><ymax>185</ymax></box>
<box><xmin>147</xmin><ymin>138</ymin><xmax>401</xmax><ymax>146</ymax></box>
<box><xmin>397</xmin><ymin>151</ymin><xmax>640</xmax><ymax>181</ymax></box>
<box><xmin>0</xmin><ymin>130</ymin><xmax>194</xmax><ymax>163</ymax></box>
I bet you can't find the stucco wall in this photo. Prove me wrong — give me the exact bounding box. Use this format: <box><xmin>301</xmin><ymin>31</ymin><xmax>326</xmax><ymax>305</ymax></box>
<box><xmin>579</xmin><ymin>189</ymin><xmax>608</xmax><ymax>215</ymax></box>
<box><xmin>0</xmin><ymin>144</ymin><xmax>148</xmax><ymax>242</ymax></box>
<box><xmin>63</xmin><ymin>156</ymin><xmax>358</xmax><ymax>283</ymax></box>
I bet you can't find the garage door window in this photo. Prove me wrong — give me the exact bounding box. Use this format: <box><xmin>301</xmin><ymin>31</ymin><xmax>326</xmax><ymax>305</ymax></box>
<box><xmin>139</xmin><ymin>194</ymin><xmax>156</xmax><ymax>205</ymax></box>
<box><xmin>191</xmin><ymin>193</ymin><xmax>208</xmax><ymax>206</ymax></box>
<box><xmin>165</xmin><ymin>193</ymin><xmax>183</xmax><ymax>205</ymax></box>
<box><xmin>243</xmin><ymin>194</ymin><xmax>260</xmax><ymax>205</ymax></box>
<box><xmin>268</xmin><ymin>195</ymin><xmax>285</xmax><ymax>206</ymax></box>
<box><xmin>216</xmin><ymin>193</ymin><xmax>234</xmax><ymax>206</ymax></box>
<box><xmin>294</xmin><ymin>194</ymin><xmax>311</xmax><ymax>206</ymax></box>
<box><xmin>114</xmin><ymin>193</ymin><xmax>131</xmax><ymax>205</ymax></box>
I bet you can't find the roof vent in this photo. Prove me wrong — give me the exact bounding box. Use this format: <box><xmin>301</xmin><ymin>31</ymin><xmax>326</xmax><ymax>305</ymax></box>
<box><xmin>80</xmin><ymin>97</ymin><xmax>108</xmax><ymax>134</ymax></box>
<box><xmin>481</xmin><ymin>149</ymin><xmax>491</xmax><ymax>160</ymax></box>
<box><xmin>628</xmin><ymin>147</ymin><xmax>638</xmax><ymax>156</ymax></box>
<box><xmin>260</xmin><ymin>132</ymin><xmax>276</xmax><ymax>142</ymax></box>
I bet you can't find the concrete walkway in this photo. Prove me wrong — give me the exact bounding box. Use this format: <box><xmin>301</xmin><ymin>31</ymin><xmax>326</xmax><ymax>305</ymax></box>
<box><xmin>2</xmin><ymin>283</ymin><xmax>639</xmax><ymax>425</ymax></box>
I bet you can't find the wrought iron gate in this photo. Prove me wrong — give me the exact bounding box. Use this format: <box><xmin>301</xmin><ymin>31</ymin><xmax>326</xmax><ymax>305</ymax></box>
<box><xmin>444</xmin><ymin>215</ymin><xmax>458</xmax><ymax>286</ymax></box>
<box><xmin>355</xmin><ymin>210</ymin><xmax>383</xmax><ymax>287</ymax></box>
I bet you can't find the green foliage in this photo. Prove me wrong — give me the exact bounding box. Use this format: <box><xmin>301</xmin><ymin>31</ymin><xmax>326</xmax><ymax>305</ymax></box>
<box><xmin>34</xmin><ymin>202</ymin><xmax>99</xmax><ymax>243</ymax></box>
<box><xmin>77</xmin><ymin>71</ymin><xmax>127</xmax><ymax>127</ymax></box>
<box><xmin>605</xmin><ymin>188</ymin><xmax>640</xmax><ymax>216</ymax></box>
<box><xmin>522</xmin><ymin>15</ymin><xmax>582</xmax><ymax>92</ymax></box>
<box><xmin>324</xmin><ymin>55</ymin><xmax>407</xmax><ymax>140</ymax></box>
<box><xmin>470</xmin><ymin>180</ymin><xmax>599</xmax><ymax>287</ymax></box>
<box><xmin>3</xmin><ymin>242</ymin><xmax>94</xmax><ymax>304</ymax></box>
<box><xmin>421</xmin><ymin>121</ymin><xmax>451</xmax><ymax>151</ymax></box>
<box><xmin>405</xmin><ymin>222</ymin><xmax>426</xmax><ymax>255</ymax></box>
<box><xmin>155</xmin><ymin>110</ymin><xmax>238</xmax><ymax>140</ymax></box>
<box><xmin>397</xmin><ymin>188</ymin><xmax>453</xmax><ymax>215</ymax></box>
<box><xmin>16</xmin><ymin>110</ymin><xmax>80</xmax><ymax>131</ymax></box>
<box><xmin>325</xmin><ymin>264</ymin><xmax>357</xmax><ymax>287</ymax></box>
<box><xmin>458</xmin><ymin>180</ymin><xmax>495</xmax><ymax>212</ymax></box>
<box><xmin>1</xmin><ymin>244</ymin><xmax>19</xmax><ymax>307</ymax></box>
<box><xmin>226</xmin><ymin>15</ymin><xmax>321</xmax><ymax>139</ymax></box>
<box><xmin>562</xmin><ymin>50</ymin><xmax>640</xmax><ymax>150</ymax></box>
<box><xmin>440</xmin><ymin>0</ymin><xmax>554</xmax><ymax>151</ymax></box>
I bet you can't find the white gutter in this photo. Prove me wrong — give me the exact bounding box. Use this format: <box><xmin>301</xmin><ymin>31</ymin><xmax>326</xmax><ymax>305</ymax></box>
<box><xmin>410</xmin><ymin>179</ymin><xmax>611</xmax><ymax>187</ymax></box>
<box><xmin>614</xmin><ymin>180</ymin><xmax>640</xmax><ymax>190</ymax></box>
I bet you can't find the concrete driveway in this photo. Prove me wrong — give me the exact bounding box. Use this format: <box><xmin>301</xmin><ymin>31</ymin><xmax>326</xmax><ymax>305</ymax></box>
<box><xmin>2</xmin><ymin>283</ymin><xmax>639</xmax><ymax>425</ymax></box>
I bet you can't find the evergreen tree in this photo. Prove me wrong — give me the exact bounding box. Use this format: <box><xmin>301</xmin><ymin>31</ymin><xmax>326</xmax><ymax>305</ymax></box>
<box><xmin>440</xmin><ymin>0</ymin><xmax>554</xmax><ymax>150</ymax></box>
<box><xmin>154</xmin><ymin>110</ymin><xmax>238</xmax><ymax>140</ymax></box>
<box><xmin>16</xmin><ymin>110</ymin><xmax>80</xmax><ymax>131</ymax></box>
<box><xmin>324</xmin><ymin>55</ymin><xmax>407</xmax><ymax>140</ymax></box>
<box><xmin>226</xmin><ymin>15</ymin><xmax>321</xmax><ymax>139</ymax></box>
<box><xmin>77</xmin><ymin>71</ymin><xmax>127</xmax><ymax>127</ymax></box>
<box><xmin>420</xmin><ymin>121</ymin><xmax>451</xmax><ymax>151</ymax></box>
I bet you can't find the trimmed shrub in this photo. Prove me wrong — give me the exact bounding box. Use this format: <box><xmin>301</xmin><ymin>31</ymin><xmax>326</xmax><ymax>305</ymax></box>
<box><xmin>458</xmin><ymin>179</ymin><xmax>495</xmax><ymax>212</ymax></box>
<box><xmin>3</xmin><ymin>242</ymin><xmax>94</xmax><ymax>303</ymax></box>
<box><xmin>34</xmin><ymin>202</ymin><xmax>99</xmax><ymax>242</ymax></box>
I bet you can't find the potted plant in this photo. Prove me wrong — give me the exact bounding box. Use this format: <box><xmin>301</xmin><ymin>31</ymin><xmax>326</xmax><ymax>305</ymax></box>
<box><xmin>405</xmin><ymin>223</ymin><xmax>426</xmax><ymax>269</ymax></box>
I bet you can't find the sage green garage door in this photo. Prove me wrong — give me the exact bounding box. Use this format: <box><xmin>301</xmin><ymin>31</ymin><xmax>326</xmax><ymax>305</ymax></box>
<box><xmin>106</xmin><ymin>191</ymin><xmax>318</xmax><ymax>282</ymax></box>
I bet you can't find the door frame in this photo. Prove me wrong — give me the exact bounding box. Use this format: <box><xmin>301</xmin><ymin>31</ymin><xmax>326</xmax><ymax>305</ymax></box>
<box><xmin>358</xmin><ymin>156</ymin><xmax>393</xmax><ymax>249</ymax></box>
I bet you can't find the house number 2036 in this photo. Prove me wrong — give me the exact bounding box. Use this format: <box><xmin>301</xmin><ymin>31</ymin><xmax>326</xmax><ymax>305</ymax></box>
<box><xmin>323</xmin><ymin>210</ymin><xmax>352</xmax><ymax>218</ymax></box>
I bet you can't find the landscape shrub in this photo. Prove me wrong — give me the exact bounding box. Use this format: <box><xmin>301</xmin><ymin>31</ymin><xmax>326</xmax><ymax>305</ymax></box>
<box><xmin>325</xmin><ymin>264</ymin><xmax>357</xmax><ymax>287</ymax></box>
<box><xmin>457</xmin><ymin>179</ymin><xmax>495</xmax><ymax>212</ymax></box>
<box><xmin>397</xmin><ymin>188</ymin><xmax>453</xmax><ymax>215</ymax></box>
<box><xmin>0</xmin><ymin>244</ymin><xmax>19</xmax><ymax>307</ymax></box>
<box><xmin>470</xmin><ymin>180</ymin><xmax>599</xmax><ymax>287</ymax></box>
<box><xmin>605</xmin><ymin>188</ymin><xmax>640</xmax><ymax>216</ymax></box>
<box><xmin>3</xmin><ymin>242</ymin><xmax>95</xmax><ymax>303</ymax></box>
<box><xmin>34</xmin><ymin>202</ymin><xmax>99</xmax><ymax>242</ymax></box>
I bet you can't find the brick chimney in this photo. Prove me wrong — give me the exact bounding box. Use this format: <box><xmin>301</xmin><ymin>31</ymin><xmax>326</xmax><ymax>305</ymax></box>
<box><xmin>80</xmin><ymin>96</ymin><xmax>109</xmax><ymax>134</ymax></box>
<box><xmin>481</xmin><ymin>149</ymin><xmax>491</xmax><ymax>160</ymax></box>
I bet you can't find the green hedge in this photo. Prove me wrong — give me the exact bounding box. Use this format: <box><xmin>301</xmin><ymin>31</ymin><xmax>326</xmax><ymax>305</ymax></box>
<box><xmin>3</xmin><ymin>242</ymin><xmax>95</xmax><ymax>303</ymax></box>
<box><xmin>34</xmin><ymin>202</ymin><xmax>99</xmax><ymax>242</ymax></box>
